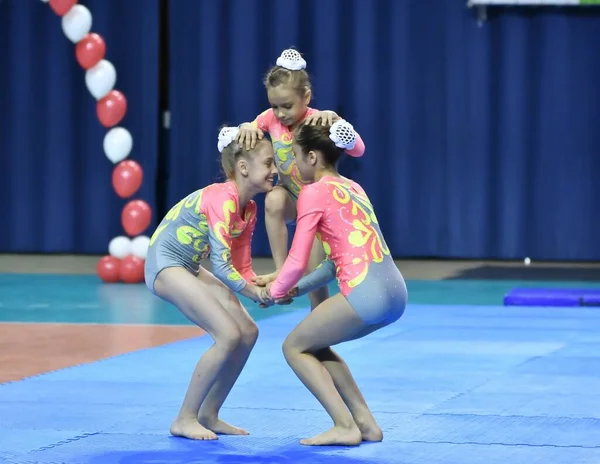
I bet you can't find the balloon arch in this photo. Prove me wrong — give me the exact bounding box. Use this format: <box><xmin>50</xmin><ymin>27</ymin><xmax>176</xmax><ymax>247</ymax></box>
<box><xmin>41</xmin><ymin>0</ymin><xmax>152</xmax><ymax>284</ymax></box>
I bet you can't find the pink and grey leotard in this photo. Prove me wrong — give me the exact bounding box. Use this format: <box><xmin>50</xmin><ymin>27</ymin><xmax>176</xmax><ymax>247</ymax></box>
<box><xmin>144</xmin><ymin>181</ymin><xmax>257</xmax><ymax>294</ymax></box>
<box><xmin>270</xmin><ymin>176</ymin><xmax>407</xmax><ymax>324</ymax></box>
<box><xmin>251</xmin><ymin>108</ymin><xmax>366</xmax><ymax>201</ymax></box>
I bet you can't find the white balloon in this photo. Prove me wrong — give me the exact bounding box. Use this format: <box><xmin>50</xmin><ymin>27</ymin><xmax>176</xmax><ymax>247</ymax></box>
<box><xmin>103</xmin><ymin>127</ymin><xmax>133</xmax><ymax>163</ymax></box>
<box><xmin>109</xmin><ymin>236</ymin><xmax>133</xmax><ymax>259</ymax></box>
<box><xmin>85</xmin><ymin>60</ymin><xmax>116</xmax><ymax>100</ymax></box>
<box><xmin>40</xmin><ymin>0</ymin><xmax>50</xmax><ymax>3</ymax></box>
<box><xmin>61</xmin><ymin>5</ymin><xmax>92</xmax><ymax>44</ymax></box>
<box><xmin>131</xmin><ymin>236</ymin><xmax>150</xmax><ymax>260</ymax></box>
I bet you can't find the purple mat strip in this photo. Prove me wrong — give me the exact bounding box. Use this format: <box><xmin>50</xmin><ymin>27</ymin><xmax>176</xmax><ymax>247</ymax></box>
<box><xmin>504</xmin><ymin>288</ymin><xmax>600</xmax><ymax>307</ymax></box>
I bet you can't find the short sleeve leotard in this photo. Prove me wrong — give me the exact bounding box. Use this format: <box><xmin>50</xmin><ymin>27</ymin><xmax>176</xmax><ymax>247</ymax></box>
<box><xmin>251</xmin><ymin>109</ymin><xmax>366</xmax><ymax>202</ymax></box>
<box><xmin>144</xmin><ymin>181</ymin><xmax>257</xmax><ymax>294</ymax></box>
<box><xmin>270</xmin><ymin>176</ymin><xmax>407</xmax><ymax>325</ymax></box>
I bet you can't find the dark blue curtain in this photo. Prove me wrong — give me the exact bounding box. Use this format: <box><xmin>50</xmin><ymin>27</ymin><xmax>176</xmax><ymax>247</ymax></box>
<box><xmin>0</xmin><ymin>0</ymin><xmax>159</xmax><ymax>253</ymax></box>
<box><xmin>167</xmin><ymin>0</ymin><xmax>600</xmax><ymax>261</ymax></box>
<box><xmin>2</xmin><ymin>0</ymin><xmax>599</xmax><ymax>261</ymax></box>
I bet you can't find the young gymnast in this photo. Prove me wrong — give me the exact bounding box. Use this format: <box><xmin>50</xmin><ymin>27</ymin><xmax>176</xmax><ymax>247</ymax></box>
<box><xmin>236</xmin><ymin>48</ymin><xmax>365</xmax><ymax>313</ymax></box>
<box><xmin>265</xmin><ymin>120</ymin><xmax>408</xmax><ymax>447</ymax></box>
<box><xmin>144</xmin><ymin>127</ymin><xmax>277</xmax><ymax>441</ymax></box>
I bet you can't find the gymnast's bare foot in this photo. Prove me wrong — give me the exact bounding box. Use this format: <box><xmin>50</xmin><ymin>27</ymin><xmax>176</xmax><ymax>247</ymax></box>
<box><xmin>353</xmin><ymin>413</ymin><xmax>383</xmax><ymax>442</ymax></box>
<box><xmin>199</xmin><ymin>416</ymin><xmax>249</xmax><ymax>435</ymax></box>
<box><xmin>300</xmin><ymin>424</ymin><xmax>362</xmax><ymax>446</ymax></box>
<box><xmin>170</xmin><ymin>416</ymin><xmax>218</xmax><ymax>440</ymax></box>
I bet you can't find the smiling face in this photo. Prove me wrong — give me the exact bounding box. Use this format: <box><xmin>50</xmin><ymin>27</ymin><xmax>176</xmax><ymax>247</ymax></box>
<box><xmin>244</xmin><ymin>139</ymin><xmax>278</xmax><ymax>192</ymax></box>
<box><xmin>267</xmin><ymin>84</ymin><xmax>311</xmax><ymax>127</ymax></box>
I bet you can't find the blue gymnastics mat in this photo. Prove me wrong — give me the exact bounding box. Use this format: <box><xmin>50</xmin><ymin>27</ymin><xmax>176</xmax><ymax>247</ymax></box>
<box><xmin>2</xmin><ymin>304</ymin><xmax>600</xmax><ymax>464</ymax></box>
<box><xmin>504</xmin><ymin>288</ymin><xmax>600</xmax><ymax>306</ymax></box>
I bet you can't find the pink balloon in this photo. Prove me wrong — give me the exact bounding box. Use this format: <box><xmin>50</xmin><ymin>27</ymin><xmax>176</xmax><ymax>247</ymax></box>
<box><xmin>112</xmin><ymin>160</ymin><xmax>143</xmax><ymax>198</ymax></box>
<box><xmin>121</xmin><ymin>200</ymin><xmax>152</xmax><ymax>236</ymax></box>
<box><xmin>49</xmin><ymin>0</ymin><xmax>77</xmax><ymax>16</ymax></box>
<box><xmin>97</xmin><ymin>90</ymin><xmax>127</xmax><ymax>128</ymax></box>
<box><xmin>119</xmin><ymin>255</ymin><xmax>145</xmax><ymax>284</ymax></box>
<box><xmin>76</xmin><ymin>33</ymin><xmax>106</xmax><ymax>70</ymax></box>
<box><xmin>96</xmin><ymin>255</ymin><xmax>121</xmax><ymax>283</ymax></box>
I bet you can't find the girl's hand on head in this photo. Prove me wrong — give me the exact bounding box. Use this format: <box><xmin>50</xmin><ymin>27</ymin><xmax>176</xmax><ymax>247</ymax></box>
<box><xmin>305</xmin><ymin>111</ymin><xmax>340</xmax><ymax>127</ymax></box>
<box><xmin>236</xmin><ymin>123</ymin><xmax>264</xmax><ymax>150</ymax></box>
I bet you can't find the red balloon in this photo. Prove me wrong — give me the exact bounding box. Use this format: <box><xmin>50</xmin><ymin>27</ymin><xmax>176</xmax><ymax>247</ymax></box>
<box><xmin>112</xmin><ymin>160</ymin><xmax>143</xmax><ymax>198</ymax></box>
<box><xmin>97</xmin><ymin>255</ymin><xmax>121</xmax><ymax>283</ymax></box>
<box><xmin>119</xmin><ymin>255</ymin><xmax>145</xmax><ymax>284</ymax></box>
<box><xmin>122</xmin><ymin>200</ymin><xmax>152</xmax><ymax>236</ymax></box>
<box><xmin>97</xmin><ymin>90</ymin><xmax>127</xmax><ymax>128</ymax></box>
<box><xmin>75</xmin><ymin>33</ymin><xmax>106</xmax><ymax>70</ymax></box>
<box><xmin>49</xmin><ymin>0</ymin><xmax>77</xmax><ymax>16</ymax></box>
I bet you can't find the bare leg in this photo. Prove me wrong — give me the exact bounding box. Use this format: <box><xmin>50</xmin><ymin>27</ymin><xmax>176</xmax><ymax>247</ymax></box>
<box><xmin>315</xmin><ymin>346</ymin><xmax>383</xmax><ymax>442</ymax></box>
<box><xmin>256</xmin><ymin>186</ymin><xmax>296</xmax><ymax>285</ymax></box>
<box><xmin>282</xmin><ymin>293</ymin><xmax>369</xmax><ymax>446</ymax></box>
<box><xmin>307</xmin><ymin>237</ymin><xmax>330</xmax><ymax>311</ymax></box>
<box><xmin>198</xmin><ymin>274</ymin><xmax>259</xmax><ymax>435</ymax></box>
<box><xmin>317</xmin><ymin>321</ymin><xmax>389</xmax><ymax>441</ymax></box>
<box><xmin>154</xmin><ymin>267</ymin><xmax>242</xmax><ymax>441</ymax></box>
<box><xmin>306</xmin><ymin>239</ymin><xmax>384</xmax><ymax>441</ymax></box>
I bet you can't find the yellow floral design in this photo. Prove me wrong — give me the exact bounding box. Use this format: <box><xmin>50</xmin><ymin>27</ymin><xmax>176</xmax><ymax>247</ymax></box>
<box><xmin>325</xmin><ymin>180</ymin><xmax>390</xmax><ymax>289</ymax></box>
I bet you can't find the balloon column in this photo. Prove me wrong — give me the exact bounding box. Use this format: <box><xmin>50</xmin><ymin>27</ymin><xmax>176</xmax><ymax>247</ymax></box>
<box><xmin>44</xmin><ymin>0</ymin><xmax>151</xmax><ymax>284</ymax></box>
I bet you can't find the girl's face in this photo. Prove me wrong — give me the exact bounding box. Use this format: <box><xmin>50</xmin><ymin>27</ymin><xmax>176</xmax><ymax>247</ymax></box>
<box><xmin>292</xmin><ymin>141</ymin><xmax>316</xmax><ymax>183</ymax></box>
<box><xmin>245</xmin><ymin>139</ymin><xmax>278</xmax><ymax>192</ymax></box>
<box><xmin>267</xmin><ymin>84</ymin><xmax>310</xmax><ymax>127</ymax></box>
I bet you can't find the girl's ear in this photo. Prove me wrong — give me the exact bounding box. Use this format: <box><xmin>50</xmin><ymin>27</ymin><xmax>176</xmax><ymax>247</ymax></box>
<box><xmin>236</xmin><ymin>158</ymin><xmax>249</xmax><ymax>177</ymax></box>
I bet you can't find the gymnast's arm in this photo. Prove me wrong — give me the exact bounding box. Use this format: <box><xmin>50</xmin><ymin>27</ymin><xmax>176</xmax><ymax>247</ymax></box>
<box><xmin>230</xmin><ymin>201</ymin><xmax>258</xmax><ymax>282</ymax></box>
<box><xmin>345</xmin><ymin>129</ymin><xmax>365</xmax><ymax>158</ymax></box>
<box><xmin>205</xmin><ymin>192</ymin><xmax>260</xmax><ymax>301</ymax></box>
<box><xmin>270</xmin><ymin>187</ymin><xmax>324</xmax><ymax>300</ymax></box>
<box><xmin>295</xmin><ymin>258</ymin><xmax>336</xmax><ymax>296</ymax></box>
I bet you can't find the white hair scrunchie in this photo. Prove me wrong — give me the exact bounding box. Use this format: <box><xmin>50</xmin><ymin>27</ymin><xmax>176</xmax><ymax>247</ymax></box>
<box><xmin>329</xmin><ymin>120</ymin><xmax>357</xmax><ymax>150</ymax></box>
<box><xmin>276</xmin><ymin>49</ymin><xmax>307</xmax><ymax>71</ymax></box>
<box><xmin>217</xmin><ymin>126</ymin><xmax>240</xmax><ymax>153</ymax></box>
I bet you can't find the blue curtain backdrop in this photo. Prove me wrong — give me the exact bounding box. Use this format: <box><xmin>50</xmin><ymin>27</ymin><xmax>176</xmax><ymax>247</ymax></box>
<box><xmin>1</xmin><ymin>0</ymin><xmax>599</xmax><ymax>261</ymax></box>
<box><xmin>0</xmin><ymin>0</ymin><xmax>160</xmax><ymax>254</ymax></box>
<box><xmin>167</xmin><ymin>0</ymin><xmax>600</xmax><ymax>261</ymax></box>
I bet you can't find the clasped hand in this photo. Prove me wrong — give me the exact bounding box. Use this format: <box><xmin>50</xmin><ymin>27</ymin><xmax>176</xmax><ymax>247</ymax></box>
<box><xmin>254</xmin><ymin>282</ymin><xmax>296</xmax><ymax>308</ymax></box>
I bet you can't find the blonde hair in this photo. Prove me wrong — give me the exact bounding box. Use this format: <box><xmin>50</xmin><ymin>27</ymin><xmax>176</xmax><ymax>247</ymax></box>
<box><xmin>219</xmin><ymin>133</ymin><xmax>270</xmax><ymax>179</ymax></box>
<box><xmin>220</xmin><ymin>140</ymin><xmax>246</xmax><ymax>180</ymax></box>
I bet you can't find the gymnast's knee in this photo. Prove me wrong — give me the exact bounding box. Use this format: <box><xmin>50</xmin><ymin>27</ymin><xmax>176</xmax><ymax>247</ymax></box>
<box><xmin>282</xmin><ymin>333</ymin><xmax>302</xmax><ymax>361</ymax></box>
<box><xmin>265</xmin><ymin>187</ymin><xmax>288</xmax><ymax>217</ymax></box>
